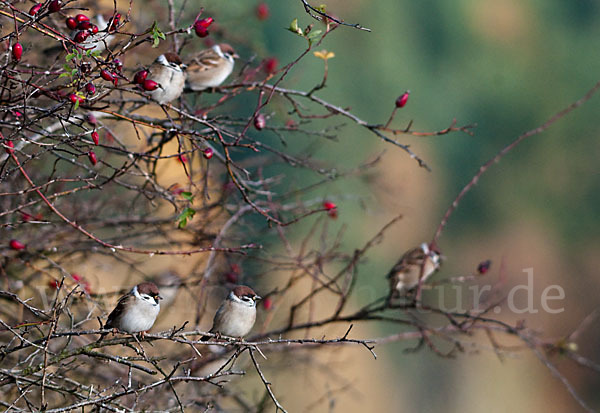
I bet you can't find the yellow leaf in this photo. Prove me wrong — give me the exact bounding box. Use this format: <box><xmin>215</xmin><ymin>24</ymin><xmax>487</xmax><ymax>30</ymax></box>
<box><xmin>313</xmin><ymin>50</ymin><xmax>335</xmax><ymax>60</ymax></box>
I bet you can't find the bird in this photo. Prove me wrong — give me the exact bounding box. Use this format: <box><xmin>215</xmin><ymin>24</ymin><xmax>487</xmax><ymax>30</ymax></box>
<box><xmin>185</xmin><ymin>44</ymin><xmax>238</xmax><ymax>91</ymax></box>
<box><xmin>201</xmin><ymin>285</ymin><xmax>261</xmax><ymax>341</ymax></box>
<box><xmin>387</xmin><ymin>243</ymin><xmax>441</xmax><ymax>297</ymax></box>
<box><xmin>103</xmin><ymin>282</ymin><xmax>162</xmax><ymax>336</ymax></box>
<box><xmin>146</xmin><ymin>53</ymin><xmax>187</xmax><ymax>104</ymax></box>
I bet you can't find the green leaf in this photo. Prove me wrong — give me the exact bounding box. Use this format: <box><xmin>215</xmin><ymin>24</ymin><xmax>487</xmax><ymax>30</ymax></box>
<box><xmin>177</xmin><ymin>207</ymin><xmax>196</xmax><ymax>228</ymax></box>
<box><xmin>306</xmin><ymin>29</ymin><xmax>323</xmax><ymax>45</ymax></box>
<box><xmin>181</xmin><ymin>191</ymin><xmax>194</xmax><ymax>201</ymax></box>
<box><xmin>287</xmin><ymin>18</ymin><xmax>303</xmax><ymax>36</ymax></box>
<box><xmin>73</xmin><ymin>99</ymin><xmax>80</xmax><ymax>110</ymax></box>
<box><xmin>66</xmin><ymin>53</ymin><xmax>76</xmax><ymax>61</ymax></box>
<box><xmin>150</xmin><ymin>22</ymin><xmax>166</xmax><ymax>48</ymax></box>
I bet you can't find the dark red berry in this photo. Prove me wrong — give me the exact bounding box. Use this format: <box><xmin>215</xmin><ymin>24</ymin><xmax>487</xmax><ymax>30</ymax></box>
<box><xmin>4</xmin><ymin>141</ymin><xmax>14</xmax><ymax>154</ymax></box>
<box><xmin>133</xmin><ymin>70</ymin><xmax>148</xmax><ymax>84</ymax></box>
<box><xmin>9</xmin><ymin>239</ymin><xmax>26</xmax><ymax>250</ymax></box>
<box><xmin>29</xmin><ymin>3</ymin><xmax>42</xmax><ymax>16</ymax></box>
<box><xmin>263</xmin><ymin>57</ymin><xmax>278</xmax><ymax>74</ymax></box>
<box><xmin>256</xmin><ymin>3</ymin><xmax>270</xmax><ymax>20</ymax></box>
<box><xmin>112</xmin><ymin>74</ymin><xmax>118</xmax><ymax>87</ymax></box>
<box><xmin>68</xmin><ymin>93</ymin><xmax>83</xmax><ymax>104</ymax></box>
<box><xmin>477</xmin><ymin>260</ymin><xmax>492</xmax><ymax>275</ymax></box>
<box><xmin>113</xmin><ymin>59</ymin><xmax>123</xmax><ymax>72</ymax></box>
<box><xmin>395</xmin><ymin>91</ymin><xmax>410</xmax><ymax>108</ymax></box>
<box><xmin>73</xmin><ymin>30</ymin><xmax>90</xmax><ymax>43</ymax></box>
<box><xmin>254</xmin><ymin>113</ymin><xmax>266</xmax><ymax>130</ymax></box>
<box><xmin>12</xmin><ymin>43</ymin><xmax>23</xmax><ymax>61</ymax></box>
<box><xmin>75</xmin><ymin>14</ymin><xmax>89</xmax><ymax>24</ymax></box>
<box><xmin>85</xmin><ymin>82</ymin><xmax>96</xmax><ymax>94</ymax></box>
<box><xmin>323</xmin><ymin>201</ymin><xmax>336</xmax><ymax>210</ymax></box>
<box><xmin>194</xmin><ymin>26</ymin><xmax>209</xmax><ymax>38</ymax></box>
<box><xmin>21</xmin><ymin>212</ymin><xmax>32</xmax><ymax>222</ymax></box>
<box><xmin>100</xmin><ymin>69</ymin><xmax>114</xmax><ymax>82</ymax></box>
<box><xmin>142</xmin><ymin>79</ymin><xmax>159</xmax><ymax>91</ymax></box>
<box><xmin>66</xmin><ymin>17</ymin><xmax>77</xmax><ymax>30</ymax></box>
<box><xmin>107</xmin><ymin>13</ymin><xmax>120</xmax><ymax>31</ymax></box>
<box><xmin>91</xmin><ymin>131</ymin><xmax>99</xmax><ymax>145</ymax></box>
<box><xmin>203</xmin><ymin>148</ymin><xmax>213</xmax><ymax>159</ymax></box>
<box><xmin>90</xmin><ymin>24</ymin><xmax>99</xmax><ymax>34</ymax></box>
<box><xmin>78</xmin><ymin>20</ymin><xmax>92</xmax><ymax>30</ymax></box>
<box><xmin>194</xmin><ymin>17</ymin><xmax>213</xmax><ymax>37</ymax></box>
<box><xmin>48</xmin><ymin>0</ymin><xmax>61</xmax><ymax>13</ymax></box>
<box><xmin>48</xmin><ymin>279</ymin><xmax>59</xmax><ymax>289</ymax></box>
<box><xmin>196</xmin><ymin>17</ymin><xmax>213</xmax><ymax>28</ymax></box>
<box><xmin>262</xmin><ymin>297</ymin><xmax>272</xmax><ymax>310</ymax></box>
<box><xmin>323</xmin><ymin>201</ymin><xmax>338</xmax><ymax>218</ymax></box>
<box><xmin>88</xmin><ymin>151</ymin><xmax>97</xmax><ymax>165</ymax></box>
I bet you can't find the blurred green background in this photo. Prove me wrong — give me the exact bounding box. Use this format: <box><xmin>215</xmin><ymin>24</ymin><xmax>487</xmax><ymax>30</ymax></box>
<box><xmin>184</xmin><ymin>0</ymin><xmax>600</xmax><ymax>410</ymax></box>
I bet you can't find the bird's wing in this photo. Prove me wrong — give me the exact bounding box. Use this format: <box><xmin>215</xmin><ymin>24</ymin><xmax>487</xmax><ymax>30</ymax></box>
<box><xmin>386</xmin><ymin>247</ymin><xmax>426</xmax><ymax>278</ymax></box>
<box><xmin>104</xmin><ymin>292</ymin><xmax>134</xmax><ymax>329</ymax></box>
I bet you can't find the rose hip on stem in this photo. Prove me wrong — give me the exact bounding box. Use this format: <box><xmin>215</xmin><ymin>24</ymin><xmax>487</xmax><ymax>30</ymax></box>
<box><xmin>12</xmin><ymin>43</ymin><xmax>23</xmax><ymax>61</ymax></box>
<box><xmin>203</xmin><ymin>148</ymin><xmax>214</xmax><ymax>159</ymax></box>
<box><xmin>91</xmin><ymin>131</ymin><xmax>99</xmax><ymax>145</ymax></box>
<box><xmin>194</xmin><ymin>17</ymin><xmax>213</xmax><ymax>38</ymax></box>
<box><xmin>88</xmin><ymin>151</ymin><xmax>97</xmax><ymax>166</ymax></box>
<box><xmin>133</xmin><ymin>70</ymin><xmax>148</xmax><ymax>85</ymax></box>
<box><xmin>9</xmin><ymin>239</ymin><xmax>26</xmax><ymax>250</ymax></box>
<box><xmin>395</xmin><ymin>91</ymin><xmax>410</xmax><ymax>108</ymax></box>
<box><xmin>4</xmin><ymin>141</ymin><xmax>14</xmax><ymax>154</ymax></box>
<box><xmin>142</xmin><ymin>79</ymin><xmax>159</xmax><ymax>91</ymax></box>
<box><xmin>100</xmin><ymin>70</ymin><xmax>114</xmax><ymax>82</ymax></box>
<box><xmin>85</xmin><ymin>82</ymin><xmax>96</xmax><ymax>95</ymax></box>
<box><xmin>48</xmin><ymin>0</ymin><xmax>61</xmax><ymax>13</ymax></box>
<box><xmin>29</xmin><ymin>3</ymin><xmax>42</xmax><ymax>16</ymax></box>
<box><xmin>66</xmin><ymin>17</ymin><xmax>77</xmax><ymax>30</ymax></box>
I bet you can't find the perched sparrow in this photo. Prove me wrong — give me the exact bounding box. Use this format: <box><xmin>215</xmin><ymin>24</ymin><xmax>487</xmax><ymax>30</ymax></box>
<box><xmin>387</xmin><ymin>243</ymin><xmax>441</xmax><ymax>297</ymax></box>
<box><xmin>185</xmin><ymin>44</ymin><xmax>238</xmax><ymax>91</ymax></box>
<box><xmin>201</xmin><ymin>285</ymin><xmax>261</xmax><ymax>341</ymax></box>
<box><xmin>146</xmin><ymin>53</ymin><xmax>186</xmax><ymax>104</ymax></box>
<box><xmin>104</xmin><ymin>282</ymin><xmax>162</xmax><ymax>334</ymax></box>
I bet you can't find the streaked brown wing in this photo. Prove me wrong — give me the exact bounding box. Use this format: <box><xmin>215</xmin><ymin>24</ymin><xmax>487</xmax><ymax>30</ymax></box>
<box><xmin>188</xmin><ymin>50</ymin><xmax>221</xmax><ymax>72</ymax></box>
<box><xmin>104</xmin><ymin>292</ymin><xmax>134</xmax><ymax>329</ymax></box>
<box><xmin>386</xmin><ymin>247</ymin><xmax>425</xmax><ymax>278</ymax></box>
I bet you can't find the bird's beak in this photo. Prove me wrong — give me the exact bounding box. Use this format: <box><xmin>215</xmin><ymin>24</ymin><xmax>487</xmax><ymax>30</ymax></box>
<box><xmin>156</xmin><ymin>295</ymin><xmax>162</xmax><ymax>301</ymax></box>
<box><xmin>232</xmin><ymin>53</ymin><xmax>239</xmax><ymax>59</ymax></box>
<box><xmin>180</xmin><ymin>63</ymin><xmax>188</xmax><ymax>70</ymax></box>
<box><xmin>254</xmin><ymin>295</ymin><xmax>262</xmax><ymax>301</ymax></box>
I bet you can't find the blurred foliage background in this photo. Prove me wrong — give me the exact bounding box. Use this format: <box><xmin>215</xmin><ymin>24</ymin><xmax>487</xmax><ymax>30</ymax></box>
<box><xmin>221</xmin><ymin>0</ymin><xmax>600</xmax><ymax>411</ymax></box>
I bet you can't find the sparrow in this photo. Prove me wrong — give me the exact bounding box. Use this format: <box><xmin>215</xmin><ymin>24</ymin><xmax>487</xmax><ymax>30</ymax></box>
<box><xmin>387</xmin><ymin>243</ymin><xmax>441</xmax><ymax>297</ymax></box>
<box><xmin>201</xmin><ymin>285</ymin><xmax>261</xmax><ymax>341</ymax></box>
<box><xmin>103</xmin><ymin>282</ymin><xmax>162</xmax><ymax>335</ymax></box>
<box><xmin>185</xmin><ymin>44</ymin><xmax>238</xmax><ymax>91</ymax></box>
<box><xmin>147</xmin><ymin>53</ymin><xmax>187</xmax><ymax>104</ymax></box>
